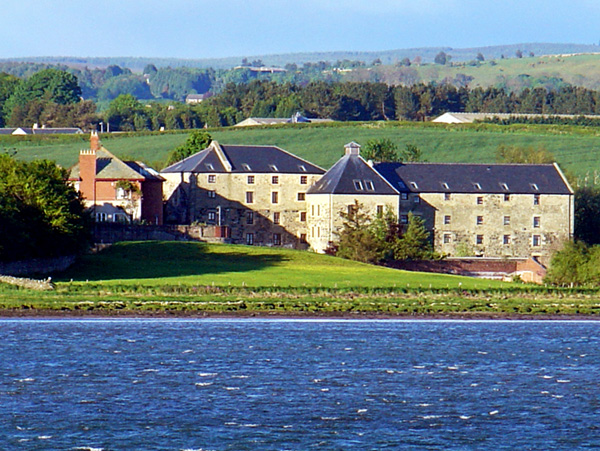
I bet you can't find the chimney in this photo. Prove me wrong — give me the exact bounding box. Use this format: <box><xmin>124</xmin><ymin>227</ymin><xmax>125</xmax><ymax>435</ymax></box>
<box><xmin>344</xmin><ymin>141</ymin><xmax>361</xmax><ymax>156</ymax></box>
<box><xmin>90</xmin><ymin>130</ymin><xmax>101</xmax><ymax>151</ymax></box>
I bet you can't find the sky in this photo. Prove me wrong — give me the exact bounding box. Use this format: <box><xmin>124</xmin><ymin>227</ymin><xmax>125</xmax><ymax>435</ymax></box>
<box><xmin>1</xmin><ymin>0</ymin><xmax>599</xmax><ymax>59</ymax></box>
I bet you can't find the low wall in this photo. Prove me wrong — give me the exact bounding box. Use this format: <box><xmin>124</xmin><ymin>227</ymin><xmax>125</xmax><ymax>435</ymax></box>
<box><xmin>386</xmin><ymin>257</ymin><xmax>547</xmax><ymax>284</ymax></box>
<box><xmin>93</xmin><ymin>224</ymin><xmax>231</xmax><ymax>244</ymax></box>
<box><xmin>0</xmin><ymin>255</ymin><xmax>76</xmax><ymax>277</ymax></box>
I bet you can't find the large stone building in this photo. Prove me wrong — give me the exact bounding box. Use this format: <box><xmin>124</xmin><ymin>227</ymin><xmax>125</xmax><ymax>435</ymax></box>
<box><xmin>161</xmin><ymin>141</ymin><xmax>325</xmax><ymax>247</ymax></box>
<box><xmin>162</xmin><ymin>140</ymin><xmax>574</xmax><ymax>263</ymax></box>
<box><xmin>70</xmin><ymin>132</ymin><xmax>164</xmax><ymax>224</ymax></box>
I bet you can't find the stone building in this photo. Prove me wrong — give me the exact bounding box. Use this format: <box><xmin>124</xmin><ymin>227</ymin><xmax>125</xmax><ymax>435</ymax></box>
<box><xmin>161</xmin><ymin>141</ymin><xmax>325</xmax><ymax>247</ymax></box>
<box><xmin>305</xmin><ymin>142</ymin><xmax>399</xmax><ymax>252</ymax></box>
<box><xmin>69</xmin><ymin>132</ymin><xmax>164</xmax><ymax>224</ymax></box>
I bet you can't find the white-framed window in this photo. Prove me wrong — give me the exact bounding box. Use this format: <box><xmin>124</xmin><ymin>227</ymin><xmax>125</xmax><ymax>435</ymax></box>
<box><xmin>353</xmin><ymin>180</ymin><xmax>364</xmax><ymax>191</ymax></box>
<box><xmin>413</xmin><ymin>195</ymin><xmax>420</xmax><ymax>204</ymax></box>
<box><xmin>476</xmin><ymin>196</ymin><xmax>483</xmax><ymax>205</ymax></box>
<box><xmin>273</xmin><ymin>212</ymin><xmax>280</xmax><ymax>224</ymax></box>
<box><xmin>208</xmin><ymin>174</ymin><xmax>216</xmax><ymax>183</ymax></box>
<box><xmin>247</xmin><ymin>175</ymin><xmax>255</xmax><ymax>184</ymax></box>
<box><xmin>533</xmin><ymin>216</ymin><xmax>541</xmax><ymax>228</ymax></box>
<box><xmin>273</xmin><ymin>233</ymin><xmax>281</xmax><ymax>245</ymax></box>
<box><xmin>207</xmin><ymin>190</ymin><xmax>216</xmax><ymax>198</ymax></box>
<box><xmin>246</xmin><ymin>211</ymin><xmax>254</xmax><ymax>224</ymax></box>
<box><xmin>444</xmin><ymin>193</ymin><xmax>451</xmax><ymax>201</ymax></box>
<box><xmin>272</xmin><ymin>175</ymin><xmax>279</xmax><ymax>184</ymax></box>
<box><xmin>297</xmin><ymin>192</ymin><xmax>306</xmax><ymax>201</ymax></box>
<box><xmin>207</xmin><ymin>211</ymin><xmax>216</xmax><ymax>222</ymax></box>
<box><xmin>532</xmin><ymin>235</ymin><xmax>541</xmax><ymax>247</ymax></box>
<box><xmin>95</xmin><ymin>212</ymin><xmax>108</xmax><ymax>222</ymax></box>
<box><xmin>503</xmin><ymin>234</ymin><xmax>511</xmax><ymax>245</ymax></box>
<box><xmin>476</xmin><ymin>234</ymin><xmax>484</xmax><ymax>245</ymax></box>
<box><xmin>477</xmin><ymin>216</ymin><xmax>483</xmax><ymax>225</ymax></box>
<box><xmin>401</xmin><ymin>193</ymin><xmax>409</xmax><ymax>200</ymax></box>
<box><xmin>246</xmin><ymin>233</ymin><xmax>254</xmax><ymax>245</ymax></box>
<box><xmin>116</xmin><ymin>187</ymin><xmax>129</xmax><ymax>199</ymax></box>
<box><xmin>300</xmin><ymin>175</ymin><xmax>308</xmax><ymax>185</ymax></box>
<box><xmin>534</xmin><ymin>194</ymin><xmax>540</xmax><ymax>205</ymax></box>
<box><xmin>444</xmin><ymin>215</ymin><xmax>451</xmax><ymax>225</ymax></box>
<box><xmin>300</xmin><ymin>212</ymin><xmax>306</xmax><ymax>222</ymax></box>
<box><xmin>504</xmin><ymin>216</ymin><xmax>510</xmax><ymax>226</ymax></box>
<box><xmin>443</xmin><ymin>233</ymin><xmax>451</xmax><ymax>244</ymax></box>
<box><xmin>365</xmin><ymin>180</ymin><xmax>375</xmax><ymax>191</ymax></box>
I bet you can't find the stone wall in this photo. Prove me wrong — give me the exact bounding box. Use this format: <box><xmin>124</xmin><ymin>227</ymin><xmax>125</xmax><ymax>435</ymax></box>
<box><xmin>93</xmin><ymin>223</ymin><xmax>231</xmax><ymax>244</ymax></box>
<box><xmin>0</xmin><ymin>255</ymin><xmax>76</xmax><ymax>277</ymax></box>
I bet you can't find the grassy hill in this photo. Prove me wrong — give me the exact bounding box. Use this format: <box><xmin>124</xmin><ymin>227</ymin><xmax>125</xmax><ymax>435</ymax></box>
<box><xmin>58</xmin><ymin>241</ymin><xmax>504</xmax><ymax>290</ymax></box>
<box><xmin>4</xmin><ymin>121</ymin><xmax>600</xmax><ymax>181</ymax></box>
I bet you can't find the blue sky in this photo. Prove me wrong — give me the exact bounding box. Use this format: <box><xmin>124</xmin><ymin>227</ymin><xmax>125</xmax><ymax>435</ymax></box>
<box><xmin>1</xmin><ymin>0</ymin><xmax>599</xmax><ymax>58</ymax></box>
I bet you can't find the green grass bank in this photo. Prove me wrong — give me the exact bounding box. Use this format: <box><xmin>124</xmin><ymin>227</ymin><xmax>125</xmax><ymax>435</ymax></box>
<box><xmin>1</xmin><ymin>242</ymin><xmax>600</xmax><ymax>317</ymax></box>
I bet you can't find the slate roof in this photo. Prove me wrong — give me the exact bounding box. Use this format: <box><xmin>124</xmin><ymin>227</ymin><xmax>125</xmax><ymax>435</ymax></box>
<box><xmin>374</xmin><ymin>162</ymin><xmax>573</xmax><ymax>195</ymax></box>
<box><xmin>307</xmin><ymin>154</ymin><xmax>398</xmax><ymax>195</ymax></box>
<box><xmin>70</xmin><ymin>148</ymin><xmax>164</xmax><ymax>181</ymax></box>
<box><xmin>161</xmin><ymin>142</ymin><xmax>325</xmax><ymax>175</ymax></box>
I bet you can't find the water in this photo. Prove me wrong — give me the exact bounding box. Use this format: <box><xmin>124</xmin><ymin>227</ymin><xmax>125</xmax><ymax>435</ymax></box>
<box><xmin>1</xmin><ymin>319</ymin><xmax>600</xmax><ymax>450</ymax></box>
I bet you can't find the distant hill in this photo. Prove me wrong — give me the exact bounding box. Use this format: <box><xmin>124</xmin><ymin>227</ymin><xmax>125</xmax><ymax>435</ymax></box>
<box><xmin>2</xmin><ymin>43</ymin><xmax>599</xmax><ymax>71</ymax></box>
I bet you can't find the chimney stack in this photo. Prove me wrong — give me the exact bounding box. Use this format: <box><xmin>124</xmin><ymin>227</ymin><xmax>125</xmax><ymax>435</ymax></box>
<box><xmin>344</xmin><ymin>141</ymin><xmax>361</xmax><ymax>156</ymax></box>
<box><xmin>90</xmin><ymin>130</ymin><xmax>101</xmax><ymax>151</ymax></box>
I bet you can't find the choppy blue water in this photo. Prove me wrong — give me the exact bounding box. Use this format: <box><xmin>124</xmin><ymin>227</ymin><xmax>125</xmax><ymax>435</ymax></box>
<box><xmin>1</xmin><ymin>319</ymin><xmax>600</xmax><ymax>450</ymax></box>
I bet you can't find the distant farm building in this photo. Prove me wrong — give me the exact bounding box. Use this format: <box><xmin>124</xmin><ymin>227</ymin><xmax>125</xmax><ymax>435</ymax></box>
<box><xmin>235</xmin><ymin>112</ymin><xmax>333</xmax><ymax>127</ymax></box>
<box><xmin>185</xmin><ymin>93</ymin><xmax>212</xmax><ymax>104</ymax></box>
<box><xmin>0</xmin><ymin>125</ymin><xmax>83</xmax><ymax>135</ymax></box>
<box><xmin>432</xmin><ymin>112</ymin><xmax>600</xmax><ymax>124</ymax></box>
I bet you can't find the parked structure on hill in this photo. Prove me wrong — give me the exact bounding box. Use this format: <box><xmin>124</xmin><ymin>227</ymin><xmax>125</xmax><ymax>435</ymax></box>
<box><xmin>69</xmin><ymin>132</ymin><xmax>164</xmax><ymax>224</ymax></box>
<box><xmin>160</xmin><ymin>141</ymin><xmax>325</xmax><ymax>247</ymax></box>
<box><xmin>161</xmin><ymin>141</ymin><xmax>574</xmax><ymax>263</ymax></box>
<box><xmin>432</xmin><ymin>112</ymin><xmax>600</xmax><ymax>124</ymax></box>
<box><xmin>0</xmin><ymin>125</ymin><xmax>83</xmax><ymax>135</ymax></box>
<box><xmin>235</xmin><ymin>112</ymin><xmax>333</xmax><ymax>127</ymax></box>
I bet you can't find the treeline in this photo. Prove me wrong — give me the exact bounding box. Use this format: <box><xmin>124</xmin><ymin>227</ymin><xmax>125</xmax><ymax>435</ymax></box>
<box><xmin>9</xmin><ymin>68</ymin><xmax>600</xmax><ymax>131</ymax></box>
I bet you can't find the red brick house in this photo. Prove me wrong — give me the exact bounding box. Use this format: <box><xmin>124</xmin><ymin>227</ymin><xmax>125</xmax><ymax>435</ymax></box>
<box><xmin>70</xmin><ymin>132</ymin><xmax>164</xmax><ymax>224</ymax></box>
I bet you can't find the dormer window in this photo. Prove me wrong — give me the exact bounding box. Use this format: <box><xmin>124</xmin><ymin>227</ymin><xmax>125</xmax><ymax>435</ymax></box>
<box><xmin>205</xmin><ymin>163</ymin><xmax>214</xmax><ymax>171</ymax></box>
<box><xmin>398</xmin><ymin>181</ymin><xmax>407</xmax><ymax>189</ymax></box>
<box><xmin>353</xmin><ymin>180</ymin><xmax>364</xmax><ymax>191</ymax></box>
<box><xmin>473</xmin><ymin>183</ymin><xmax>482</xmax><ymax>190</ymax></box>
<box><xmin>242</xmin><ymin>163</ymin><xmax>251</xmax><ymax>171</ymax></box>
<box><xmin>500</xmin><ymin>183</ymin><xmax>509</xmax><ymax>191</ymax></box>
<box><xmin>530</xmin><ymin>183</ymin><xmax>539</xmax><ymax>191</ymax></box>
<box><xmin>410</xmin><ymin>182</ymin><xmax>418</xmax><ymax>190</ymax></box>
<box><xmin>364</xmin><ymin>180</ymin><xmax>375</xmax><ymax>191</ymax></box>
<box><xmin>441</xmin><ymin>182</ymin><xmax>449</xmax><ymax>190</ymax></box>
<box><xmin>269</xmin><ymin>164</ymin><xmax>279</xmax><ymax>172</ymax></box>
<box><xmin>298</xmin><ymin>165</ymin><xmax>307</xmax><ymax>172</ymax></box>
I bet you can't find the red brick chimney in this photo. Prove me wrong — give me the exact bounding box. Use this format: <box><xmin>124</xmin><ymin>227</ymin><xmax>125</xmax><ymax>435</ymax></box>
<box><xmin>79</xmin><ymin>132</ymin><xmax>98</xmax><ymax>201</ymax></box>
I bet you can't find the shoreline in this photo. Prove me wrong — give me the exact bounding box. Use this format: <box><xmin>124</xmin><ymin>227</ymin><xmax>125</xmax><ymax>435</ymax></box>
<box><xmin>0</xmin><ymin>309</ymin><xmax>598</xmax><ymax>321</ymax></box>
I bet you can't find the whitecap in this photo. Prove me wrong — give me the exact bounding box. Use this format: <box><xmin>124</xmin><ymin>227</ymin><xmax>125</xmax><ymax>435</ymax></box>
<box><xmin>321</xmin><ymin>388</ymin><xmax>330</xmax><ymax>392</ymax></box>
<box><xmin>195</xmin><ymin>382</ymin><xmax>213</xmax><ymax>387</ymax></box>
<box><xmin>556</xmin><ymin>379</ymin><xmax>571</xmax><ymax>383</ymax></box>
<box><xmin>142</xmin><ymin>369</ymin><xmax>158</xmax><ymax>373</ymax></box>
<box><xmin>553</xmin><ymin>395</ymin><xmax>564</xmax><ymax>399</ymax></box>
<box><xmin>477</xmin><ymin>351</ymin><xmax>488</xmax><ymax>355</ymax></box>
<box><xmin>447</xmin><ymin>366</ymin><xmax>459</xmax><ymax>371</ymax></box>
<box><xmin>17</xmin><ymin>378</ymin><xmax>34</xmax><ymax>382</ymax></box>
<box><xmin>385</xmin><ymin>370</ymin><xmax>395</xmax><ymax>374</ymax></box>
<box><xmin>242</xmin><ymin>424</ymin><xmax>259</xmax><ymax>428</ymax></box>
<box><xmin>18</xmin><ymin>439</ymin><xmax>30</xmax><ymax>443</ymax></box>
<box><xmin>224</xmin><ymin>422</ymin><xmax>237</xmax><ymax>426</ymax></box>
<box><xmin>313</xmin><ymin>378</ymin><xmax>323</xmax><ymax>383</ymax></box>
<box><xmin>541</xmin><ymin>391</ymin><xmax>550</xmax><ymax>394</ymax></box>
<box><xmin>540</xmin><ymin>375</ymin><xmax>553</xmax><ymax>379</ymax></box>
<box><xmin>182</xmin><ymin>350</ymin><xmax>194</xmax><ymax>354</ymax></box>
<box><xmin>357</xmin><ymin>409</ymin><xmax>368</xmax><ymax>414</ymax></box>
<box><xmin>224</xmin><ymin>387</ymin><xmax>240</xmax><ymax>391</ymax></box>
<box><xmin>459</xmin><ymin>415</ymin><xmax>472</xmax><ymax>420</ymax></box>
<box><xmin>113</xmin><ymin>351</ymin><xmax>121</xmax><ymax>354</ymax></box>
<box><xmin>283</xmin><ymin>425</ymin><xmax>293</xmax><ymax>429</ymax></box>
<box><xmin>321</xmin><ymin>417</ymin><xmax>339</xmax><ymax>421</ymax></box>
<box><xmin>470</xmin><ymin>383</ymin><xmax>479</xmax><ymax>387</ymax></box>
<box><xmin>73</xmin><ymin>448</ymin><xmax>104</xmax><ymax>451</ymax></box>
<box><xmin>417</xmin><ymin>403</ymin><xmax>431</xmax><ymax>407</ymax></box>
<box><xmin>489</xmin><ymin>410</ymin><xmax>499</xmax><ymax>416</ymax></box>
<box><xmin>344</xmin><ymin>347</ymin><xmax>353</xmax><ymax>351</ymax></box>
<box><xmin>126</xmin><ymin>339</ymin><xmax>136</xmax><ymax>343</ymax></box>
<box><xmin>413</xmin><ymin>365</ymin><xmax>425</xmax><ymax>369</ymax></box>
<box><xmin>38</xmin><ymin>436</ymin><xmax>52</xmax><ymax>440</ymax></box>
<box><xmin>231</xmin><ymin>375</ymin><xmax>249</xmax><ymax>379</ymax></box>
<box><xmin>198</xmin><ymin>373</ymin><xmax>217</xmax><ymax>377</ymax></box>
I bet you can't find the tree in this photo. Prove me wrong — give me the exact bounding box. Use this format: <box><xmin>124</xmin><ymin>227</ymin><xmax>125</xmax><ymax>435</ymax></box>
<box><xmin>400</xmin><ymin>144</ymin><xmax>424</xmax><ymax>162</ymax></box>
<box><xmin>105</xmin><ymin>94</ymin><xmax>147</xmax><ymax>131</ymax></box>
<box><xmin>434</xmin><ymin>52</ymin><xmax>450</xmax><ymax>65</ymax></box>
<box><xmin>166</xmin><ymin>130</ymin><xmax>212</xmax><ymax>166</ymax></box>
<box><xmin>574</xmin><ymin>186</ymin><xmax>600</xmax><ymax>245</ymax></box>
<box><xmin>516</xmin><ymin>49</ymin><xmax>523</xmax><ymax>58</ymax></box>
<box><xmin>391</xmin><ymin>213</ymin><xmax>435</xmax><ymax>260</ymax></box>
<box><xmin>476</xmin><ymin>52</ymin><xmax>485</xmax><ymax>62</ymax></box>
<box><xmin>544</xmin><ymin>241</ymin><xmax>589</xmax><ymax>286</ymax></box>
<box><xmin>362</xmin><ymin>139</ymin><xmax>400</xmax><ymax>162</ymax></box>
<box><xmin>334</xmin><ymin>201</ymin><xmax>382</xmax><ymax>263</ymax></box>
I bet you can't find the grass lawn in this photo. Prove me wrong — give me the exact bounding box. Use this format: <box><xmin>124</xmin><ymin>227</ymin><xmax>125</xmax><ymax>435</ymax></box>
<box><xmin>57</xmin><ymin>241</ymin><xmax>507</xmax><ymax>290</ymax></box>
<box><xmin>3</xmin><ymin>121</ymin><xmax>600</xmax><ymax>180</ymax></box>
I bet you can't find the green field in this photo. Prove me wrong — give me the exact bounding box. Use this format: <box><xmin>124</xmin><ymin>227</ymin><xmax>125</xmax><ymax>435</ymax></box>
<box><xmin>59</xmin><ymin>241</ymin><xmax>502</xmax><ymax>290</ymax></box>
<box><xmin>4</xmin><ymin>121</ymin><xmax>600</xmax><ymax>181</ymax></box>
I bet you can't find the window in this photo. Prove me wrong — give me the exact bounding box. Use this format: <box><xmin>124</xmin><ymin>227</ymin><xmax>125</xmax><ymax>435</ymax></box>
<box><xmin>272</xmin><ymin>176</ymin><xmax>279</xmax><ymax>184</ymax></box>
<box><xmin>444</xmin><ymin>193</ymin><xmax>451</xmax><ymax>201</ymax></box>
<box><xmin>530</xmin><ymin>183</ymin><xmax>539</xmax><ymax>191</ymax></box>
<box><xmin>297</xmin><ymin>192</ymin><xmax>306</xmax><ymax>201</ymax></box>
<box><xmin>271</xmin><ymin>191</ymin><xmax>279</xmax><ymax>204</ymax></box>
<box><xmin>300</xmin><ymin>175</ymin><xmax>308</xmax><ymax>185</ymax></box>
<box><xmin>401</xmin><ymin>193</ymin><xmax>409</xmax><ymax>200</ymax></box>
<box><xmin>205</xmin><ymin>163</ymin><xmax>214</xmax><ymax>171</ymax></box>
<box><xmin>503</xmin><ymin>235</ymin><xmax>511</xmax><ymax>245</ymax></box>
<box><xmin>533</xmin><ymin>235</ymin><xmax>541</xmax><ymax>247</ymax></box>
<box><xmin>246</xmin><ymin>211</ymin><xmax>254</xmax><ymax>224</ymax></box>
<box><xmin>534</xmin><ymin>194</ymin><xmax>540</xmax><ymax>205</ymax></box>
<box><xmin>207</xmin><ymin>190</ymin><xmax>216</xmax><ymax>198</ymax></box>
<box><xmin>500</xmin><ymin>183</ymin><xmax>509</xmax><ymax>191</ymax></box>
<box><xmin>504</xmin><ymin>194</ymin><xmax>510</xmax><ymax>202</ymax></box>
<box><xmin>273</xmin><ymin>233</ymin><xmax>281</xmax><ymax>245</ymax></box>
<box><xmin>300</xmin><ymin>212</ymin><xmax>307</xmax><ymax>222</ymax></box>
<box><xmin>477</xmin><ymin>196</ymin><xmax>483</xmax><ymax>205</ymax></box>
<box><xmin>116</xmin><ymin>187</ymin><xmax>129</xmax><ymax>199</ymax></box>
<box><xmin>298</xmin><ymin>165</ymin><xmax>307</xmax><ymax>172</ymax></box>
<box><xmin>444</xmin><ymin>215</ymin><xmax>451</xmax><ymax>225</ymax></box>
<box><xmin>413</xmin><ymin>195</ymin><xmax>420</xmax><ymax>204</ymax></box>
<box><xmin>477</xmin><ymin>216</ymin><xmax>483</xmax><ymax>225</ymax></box>
<box><xmin>347</xmin><ymin>204</ymin><xmax>357</xmax><ymax>216</ymax></box>
<box><xmin>246</xmin><ymin>233</ymin><xmax>254</xmax><ymax>245</ymax></box>
<box><xmin>365</xmin><ymin>180</ymin><xmax>375</xmax><ymax>191</ymax></box>
<box><xmin>353</xmin><ymin>180</ymin><xmax>364</xmax><ymax>191</ymax></box>
<box><xmin>273</xmin><ymin>212</ymin><xmax>280</xmax><ymax>224</ymax></box>
<box><xmin>400</xmin><ymin>215</ymin><xmax>409</xmax><ymax>224</ymax></box>
<box><xmin>442</xmin><ymin>182</ymin><xmax>449</xmax><ymax>190</ymax></box>
<box><xmin>245</xmin><ymin>191</ymin><xmax>254</xmax><ymax>204</ymax></box>
<box><xmin>410</xmin><ymin>182</ymin><xmax>418</xmax><ymax>189</ymax></box>
<box><xmin>504</xmin><ymin>216</ymin><xmax>510</xmax><ymax>226</ymax></box>
<box><xmin>300</xmin><ymin>233</ymin><xmax>307</xmax><ymax>242</ymax></box>
<box><xmin>247</xmin><ymin>175</ymin><xmax>255</xmax><ymax>184</ymax></box>
<box><xmin>473</xmin><ymin>183</ymin><xmax>482</xmax><ymax>190</ymax></box>
<box><xmin>476</xmin><ymin>234</ymin><xmax>484</xmax><ymax>245</ymax></box>
<box><xmin>443</xmin><ymin>233</ymin><xmax>452</xmax><ymax>244</ymax></box>
<box><xmin>207</xmin><ymin>211</ymin><xmax>216</xmax><ymax>222</ymax></box>
<box><xmin>269</xmin><ymin>164</ymin><xmax>279</xmax><ymax>172</ymax></box>
<box><xmin>95</xmin><ymin>212</ymin><xmax>107</xmax><ymax>222</ymax></box>
<box><xmin>533</xmin><ymin>216</ymin><xmax>541</xmax><ymax>228</ymax></box>
<box><xmin>376</xmin><ymin>205</ymin><xmax>384</xmax><ymax>216</ymax></box>
<box><xmin>242</xmin><ymin>163</ymin><xmax>251</xmax><ymax>171</ymax></box>
<box><xmin>208</xmin><ymin>174</ymin><xmax>216</xmax><ymax>184</ymax></box>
